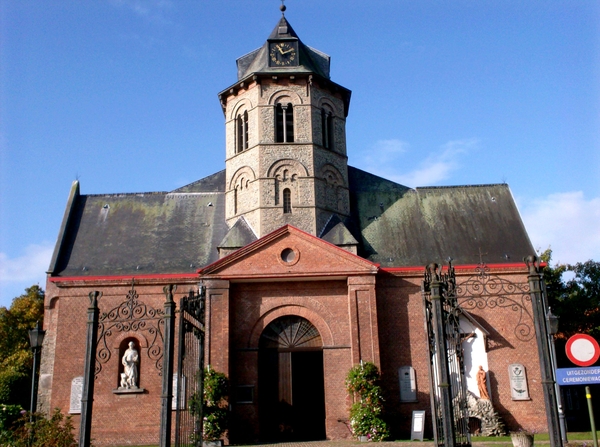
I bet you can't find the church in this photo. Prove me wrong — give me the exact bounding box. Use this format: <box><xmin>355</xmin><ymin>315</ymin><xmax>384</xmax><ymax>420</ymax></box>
<box><xmin>40</xmin><ymin>10</ymin><xmax>549</xmax><ymax>446</ymax></box>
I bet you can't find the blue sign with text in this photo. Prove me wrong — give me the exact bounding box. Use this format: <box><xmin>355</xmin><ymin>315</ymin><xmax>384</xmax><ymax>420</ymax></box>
<box><xmin>556</xmin><ymin>367</ymin><xmax>600</xmax><ymax>385</ymax></box>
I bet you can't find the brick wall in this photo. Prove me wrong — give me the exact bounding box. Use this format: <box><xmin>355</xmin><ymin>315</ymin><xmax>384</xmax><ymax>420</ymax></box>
<box><xmin>42</xmin><ymin>264</ymin><xmax>548</xmax><ymax>445</ymax></box>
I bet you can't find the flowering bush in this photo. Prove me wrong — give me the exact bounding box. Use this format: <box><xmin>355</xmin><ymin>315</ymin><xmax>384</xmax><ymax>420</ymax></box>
<box><xmin>346</xmin><ymin>362</ymin><xmax>389</xmax><ymax>441</ymax></box>
<box><xmin>189</xmin><ymin>367</ymin><xmax>229</xmax><ymax>442</ymax></box>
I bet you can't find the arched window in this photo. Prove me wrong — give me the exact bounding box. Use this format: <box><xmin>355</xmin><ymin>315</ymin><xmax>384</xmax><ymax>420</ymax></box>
<box><xmin>236</xmin><ymin>111</ymin><xmax>248</xmax><ymax>153</ymax></box>
<box><xmin>276</xmin><ymin>103</ymin><xmax>294</xmax><ymax>143</ymax></box>
<box><xmin>321</xmin><ymin>109</ymin><xmax>333</xmax><ymax>149</ymax></box>
<box><xmin>283</xmin><ymin>188</ymin><xmax>292</xmax><ymax>214</ymax></box>
<box><xmin>233</xmin><ymin>186</ymin><xmax>238</xmax><ymax>215</ymax></box>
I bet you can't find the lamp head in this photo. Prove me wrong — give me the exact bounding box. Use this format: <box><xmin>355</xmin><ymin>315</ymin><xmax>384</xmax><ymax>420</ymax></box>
<box><xmin>29</xmin><ymin>321</ymin><xmax>46</xmax><ymax>350</ymax></box>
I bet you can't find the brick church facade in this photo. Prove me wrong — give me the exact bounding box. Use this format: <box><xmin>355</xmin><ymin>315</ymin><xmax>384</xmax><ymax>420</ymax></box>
<box><xmin>40</xmin><ymin>13</ymin><xmax>548</xmax><ymax>446</ymax></box>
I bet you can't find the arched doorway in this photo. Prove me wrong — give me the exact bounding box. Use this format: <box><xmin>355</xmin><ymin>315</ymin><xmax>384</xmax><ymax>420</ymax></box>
<box><xmin>258</xmin><ymin>315</ymin><xmax>326</xmax><ymax>441</ymax></box>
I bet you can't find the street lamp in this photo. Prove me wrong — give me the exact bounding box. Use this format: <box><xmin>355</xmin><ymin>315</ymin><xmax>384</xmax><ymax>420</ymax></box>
<box><xmin>28</xmin><ymin>321</ymin><xmax>45</xmax><ymax>421</ymax></box>
<box><xmin>546</xmin><ymin>308</ymin><xmax>567</xmax><ymax>444</ymax></box>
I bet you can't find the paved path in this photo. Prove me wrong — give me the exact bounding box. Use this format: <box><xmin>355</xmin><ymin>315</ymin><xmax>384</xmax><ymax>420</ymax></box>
<box><xmin>228</xmin><ymin>441</ymin><xmax>551</xmax><ymax>447</ymax></box>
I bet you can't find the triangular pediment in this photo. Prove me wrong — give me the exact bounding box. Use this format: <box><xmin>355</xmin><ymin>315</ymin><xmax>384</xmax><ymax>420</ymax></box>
<box><xmin>201</xmin><ymin>225</ymin><xmax>378</xmax><ymax>280</ymax></box>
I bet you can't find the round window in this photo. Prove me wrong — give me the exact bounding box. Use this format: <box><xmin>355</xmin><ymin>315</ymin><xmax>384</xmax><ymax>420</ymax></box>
<box><xmin>281</xmin><ymin>248</ymin><xmax>296</xmax><ymax>263</ymax></box>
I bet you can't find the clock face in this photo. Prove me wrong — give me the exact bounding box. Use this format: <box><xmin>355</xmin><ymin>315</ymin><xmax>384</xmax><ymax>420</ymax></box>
<box><xmin>269</xmin><ymin>42</ymin><xmax>297</xmax><ymax>66</ymax></box>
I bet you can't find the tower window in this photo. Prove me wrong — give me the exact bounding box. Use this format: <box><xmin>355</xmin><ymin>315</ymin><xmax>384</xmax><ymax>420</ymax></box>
<box><xmin>321</xmin><ymin>109</ymin><xmax>333</xmax><ymax>149</ymax></box>
<box><xmin>283</xmin><ymin>188</ymin><xmax>292</xmax><ymax>214</ymax></box>
<box><xmin>236</xmin><ymin>111</ymin><xmax>248</xmax><ymax>153</ymax></box>
<box><xmin>233</xmin><ymin>187</ymin><xmax>238</xmax><ymax>215</ymax></box>
<box><xmin>276</xmin><ymin>103</ymin><xmax>294</xmax><ymax>143</ymax></box>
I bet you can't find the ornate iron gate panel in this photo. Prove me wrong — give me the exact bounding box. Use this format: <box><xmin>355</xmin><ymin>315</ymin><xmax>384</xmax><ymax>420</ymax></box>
<box><xmin>423</xmin><ymin>263</ymin><xmax>471</xmax><ymax>447</ymax></box>
<box><xmin>175</xmin><ymin>286</ymin><xmax>206</xmax><ymax>447</ymax></box>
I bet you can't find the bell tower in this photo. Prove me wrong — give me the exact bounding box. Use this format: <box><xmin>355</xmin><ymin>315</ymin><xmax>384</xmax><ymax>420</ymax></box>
<box><xmin>218</xmin><ymin>9</ymin><xmax>352</xmax><ymax>241</ymax></box>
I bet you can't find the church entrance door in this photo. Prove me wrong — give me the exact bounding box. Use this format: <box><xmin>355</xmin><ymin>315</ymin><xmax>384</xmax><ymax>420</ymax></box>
<box><xmin>258</xmin><ymin>316</ymin><xmax>326</xmax><ymax>441</ymax></box>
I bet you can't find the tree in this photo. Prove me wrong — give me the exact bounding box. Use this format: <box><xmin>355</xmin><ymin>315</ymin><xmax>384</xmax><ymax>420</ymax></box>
<box><xmin>541</xmin><ymin>250</ymin><xmax>600</xmax><ymax>339</ymax></box>
<box><xmin>0</xmin><ymin>285</ymin><xmax>44</xmax><ymax>408</ymax></box>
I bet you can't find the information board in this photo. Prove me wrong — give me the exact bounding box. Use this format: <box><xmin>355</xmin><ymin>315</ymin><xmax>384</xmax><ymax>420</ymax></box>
<box><xmin>556</xmin><ymin>367</ymin><xmax>600</xmax><ymax>386</ymax></box>
<box><xmin>69</xmin><ymin>376</ymin><xmax>84</xmax><ymax>414</ymax></box>
<box><xmin>411</xmin><ymin>410</ymin><xmax>425</xmax><ymax>441</ymax></box>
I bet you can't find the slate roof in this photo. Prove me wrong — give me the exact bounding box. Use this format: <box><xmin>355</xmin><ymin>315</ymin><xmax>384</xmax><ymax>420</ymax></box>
<box><xmin>48</xmin><ymin>171</ymin><xmax>228</xmax><ymax>278</ymax></box>
<box><xmin>347</xmin><ymin>167</ymin><xmax>534</xmax><ymax>266</ymax></box>
<box><xmin>48</xmin><ymin>167</ymin><xmax>534</xmax><ymax>278</ymax></box>
<box><xmin>236</xmin><ymin>16</ymin><xmax>331</xmax><ymax>80</ymax></box>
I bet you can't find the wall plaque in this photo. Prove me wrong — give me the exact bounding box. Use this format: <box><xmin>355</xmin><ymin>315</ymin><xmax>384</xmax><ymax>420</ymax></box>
<box><xmin>509</xmin><ymin>363</ymin><xmax>530</xmax><ymax>400</ymax></box>
<box><xmin>69</xmin><ymin>376</ymin><xmax>84</xmax><ymax>414</ymax></box>
<box><xmin>399</xmin><ymin>366</ymin><xmax>417</xmax><ymax>402</ymax></box>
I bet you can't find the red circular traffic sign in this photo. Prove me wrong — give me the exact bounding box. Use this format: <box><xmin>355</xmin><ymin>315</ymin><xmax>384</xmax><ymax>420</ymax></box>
<box><xmin>566</xmin><ymin>334</ymin><xmax>600</xmax><ymax>366</ymax></box>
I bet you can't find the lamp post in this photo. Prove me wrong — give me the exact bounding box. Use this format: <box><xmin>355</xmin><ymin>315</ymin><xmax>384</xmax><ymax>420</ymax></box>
<box><xmin>547</xmin><ymin>308</ymin><xmax>567</xmax><ymax>444</ymax></box>
<box><xmin>28</xmin><ymin>320</ymin><xmax>45</xmax><ymax>422</ymax></box>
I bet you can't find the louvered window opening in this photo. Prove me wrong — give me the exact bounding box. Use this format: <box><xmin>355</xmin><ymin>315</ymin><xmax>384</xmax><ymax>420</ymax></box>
<box><xmin>236</xmin><ymin>111</ymin><xmax>248</xmax><ymax>153</ymax></box>
<box><xmin>276</xmin><ymin>103</ymin><xmax>294</xmax><ymax>143</ymax></box>
<box><xmin>321</xmin><ymin>109</ymin><xmax>333</xmax><ymax>150</ymax></box>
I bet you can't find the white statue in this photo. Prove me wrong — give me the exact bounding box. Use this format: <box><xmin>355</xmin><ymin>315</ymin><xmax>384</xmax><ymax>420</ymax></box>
<box><xmin>121</xmin><ymin>341</ymin><xmax>139</xmax><ymax>389</ymax></box>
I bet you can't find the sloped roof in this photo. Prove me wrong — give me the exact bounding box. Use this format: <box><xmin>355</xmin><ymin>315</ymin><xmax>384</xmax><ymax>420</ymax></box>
<box><xmin>49</xmin><ymin>171</ymin><xmax>228</xmax><ymax>278</ymax></box>
<box><xmin>347</xmin><ymin>166</ymin><xmax>534</xmax><ymax>266</ymax></box>
<box><xmin>236</xmin><ymin>16</ymin><xmax>331</xmax><ymax>80</ymax></box>
<box><xmin>218</xmin><ymin>217</ymin><xmax>258</xmax><ymax>250</ymax></box>
<box><xmin>319</xmin><ymin>214</ymin><xmax>359</xmax><ymax>247</ymax></box>
<box><xmin>49</xmin><ymin>166</ymin><xmax>534</xmax><ymax>279</ymax></box>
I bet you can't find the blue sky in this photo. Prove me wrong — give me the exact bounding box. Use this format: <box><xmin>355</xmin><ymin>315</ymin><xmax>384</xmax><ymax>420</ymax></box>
<box><xmin>1</xmin><ymin>0</ymin><xmax>599</xmax><ymax>307</ymax></box>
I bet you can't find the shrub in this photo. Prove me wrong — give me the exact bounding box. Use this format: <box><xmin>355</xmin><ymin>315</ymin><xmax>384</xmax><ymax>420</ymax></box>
<box><xmin>0</xmin><ymin>404</ymin><xmax>24</xmax><ymax>445</ymax></box>
<box><xmin>346</xmin><ymin>362</ymin><xmax>389</xmax><ymax>442</ymax></box>
<box><xmin>189</xmin><ymin>367</ymin><xmax>229</xmax><ymax>442</ymax></box>
<box><xmin>8</xmin><ymin>408</ymin><xmax>78</xmax><ymax>447</ymax></box>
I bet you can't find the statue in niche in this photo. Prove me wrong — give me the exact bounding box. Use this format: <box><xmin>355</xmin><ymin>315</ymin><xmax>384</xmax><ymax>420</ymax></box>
<box><xmin>120</xmin><ymin>341</ymin><xmax>139</xmax><ymax>389</ymax></box>
<box><xmin>476</xmin><ymin>365</ymin><xmax>490</xmax><ymax>400</ymax></box>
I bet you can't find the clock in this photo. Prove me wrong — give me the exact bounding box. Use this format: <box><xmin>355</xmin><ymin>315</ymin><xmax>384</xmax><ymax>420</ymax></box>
<box><xmin>269</xmin><ymin>41</ymin><xmax>297</xmax><ymax>66</ymax></box>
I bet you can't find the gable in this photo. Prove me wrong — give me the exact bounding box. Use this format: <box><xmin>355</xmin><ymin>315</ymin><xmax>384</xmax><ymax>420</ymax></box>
<box><xmin>201</xmin><ymin>225</ymin><xmax>378</xmax><ymax>280</ymax></box>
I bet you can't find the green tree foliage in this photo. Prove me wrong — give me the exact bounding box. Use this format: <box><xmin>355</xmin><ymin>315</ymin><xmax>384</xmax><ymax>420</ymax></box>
<box><xmin>541</xmin><ymin>250</ymin><xmax>600</xmax><ymax>339</ymax></box>
<box><xmin>0</xmin><ymin>286</ymin><xmax>45</xmax><ymax>407</ymax></box>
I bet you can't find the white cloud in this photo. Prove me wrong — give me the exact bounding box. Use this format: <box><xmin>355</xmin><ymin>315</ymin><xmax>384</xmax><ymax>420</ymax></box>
<box><xmin>360</xmin><ymin>138</ymin><xmax>477</xmax><ymax>187</ymax></box>
<box><xmin>519</xmin><ymin>191</ymin><xmax>600</xmax><ymax>265</ymax></box>
<box><xmin>0</xmin><ymin>242</ymin><xmax>54</xmax><ymax>305</ymax></box>
<box><xmin>0</xmin><ymin>243</ymin><xmax>54</xmax><ymax>282</ymax></box>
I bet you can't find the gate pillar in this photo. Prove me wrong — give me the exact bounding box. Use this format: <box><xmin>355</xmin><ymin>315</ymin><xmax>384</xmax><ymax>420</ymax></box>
<box><xmin>204</xmin><ymin>279</ymin><xmax>230</xmax><ymax>374</ymax></box>
<box><xmin>429</xmin><ymin>273</ymin><xmax>456</xmax><ymax>447</ymax></box>
<box><xmin>526</xmin><ymin>256</ymin><xmax>562</xmax><ymax>447</ymax></box>
<box><xmin>159</xmin><ymin>285</ymin><xmax>177</xmax><ymax>447</ymax></box>
<box><xmin>79</xmin><ymin>291</ymin><xmax>101</xmax><ymax>447</ymax></box>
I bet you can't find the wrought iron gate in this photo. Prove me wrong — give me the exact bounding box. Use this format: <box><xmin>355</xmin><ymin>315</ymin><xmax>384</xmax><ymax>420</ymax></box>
<box><xmin>174</xmin><ymin>286</ymin><xmax>206</xmax><ymax>447</ymax></box>
<box><xmin>423</xmin><ymin>262</ymin><xmax>471</xmax><ymax>447</ymax></box>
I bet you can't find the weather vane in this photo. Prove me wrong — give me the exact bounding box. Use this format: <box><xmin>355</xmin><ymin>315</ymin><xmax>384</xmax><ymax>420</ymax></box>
<box><xmin>280</xmin><ymin>0</ymin><xmax>286</xmax><ymax>15</ymax></box>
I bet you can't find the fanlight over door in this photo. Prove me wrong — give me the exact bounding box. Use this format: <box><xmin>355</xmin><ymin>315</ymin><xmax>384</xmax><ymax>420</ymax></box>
<box><xmin>260</xmin><ymin>316</ymin><xmax>322</xmax><ymax>350</ymax></box>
